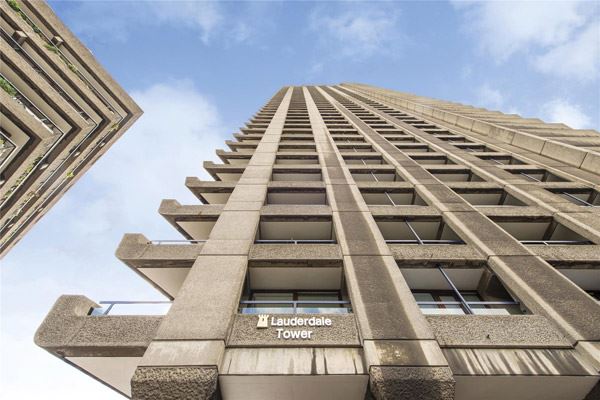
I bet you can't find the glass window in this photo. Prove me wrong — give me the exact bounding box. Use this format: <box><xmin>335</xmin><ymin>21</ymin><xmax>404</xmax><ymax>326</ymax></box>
<box><xmin>240</xmin><ymin>290</ymin><xmax>350</xmax><ymax>314</ymax></box>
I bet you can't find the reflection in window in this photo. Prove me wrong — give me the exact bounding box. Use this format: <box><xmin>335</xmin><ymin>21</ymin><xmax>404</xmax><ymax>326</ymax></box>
<box><xmin>409</xmin><ymin>266</ymin><xmax>522</xmax><ymax>315</ymax></box>
<box><xmin>239</xmin><ymin>290</ymin><xmax>351</xmax><ymax>314</ymax></box>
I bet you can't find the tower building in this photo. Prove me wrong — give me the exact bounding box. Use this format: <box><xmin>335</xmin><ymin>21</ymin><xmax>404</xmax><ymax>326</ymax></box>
<box><xmin>36</xmin><ymin>84</ymin><xmax>600</xmax><ymax>400</ymax></box>
<box><xmin>0</xmin><ymin>0</ymin><xmax>142</xmax><ymax>256</ymax></box>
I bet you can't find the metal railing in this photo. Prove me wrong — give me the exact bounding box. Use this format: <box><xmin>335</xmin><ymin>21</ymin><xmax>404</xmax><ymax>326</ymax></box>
<box><xmin>559</xmin><ymin>191</ymin><xmax>598</xmax><ymax>207</ymax></box>
<box><xmin>148</xmin><ymin>239</ymin><xmax>207</xmax><ymax>245</ymax></box>
<box><xmin>240</xmin><ymin>300</ymin><xmax>351</xmax><ymax>314</ymax></box>
<box><xmin>255</xmin><ymin>239</ymin><xmax>336</xmax><ymax>244</ymax></box>
<box><xmin>90</xmin><ymin>301</ymin><xmax>172</xmax><ymax>316</ymax></box>
<box><xmin>415</xmin><ymin>265</ymin><xmax>520</xmax><ymax>315</ymax></box>
<box><xmin>520</xmin><ymin>240</ymin><xmax>593</xmax><ymax>245</ymax></box>
<box><xmin>386</xmin><ymin>239</ymin><xmax>464</xmax><ymax>245</ymax></box>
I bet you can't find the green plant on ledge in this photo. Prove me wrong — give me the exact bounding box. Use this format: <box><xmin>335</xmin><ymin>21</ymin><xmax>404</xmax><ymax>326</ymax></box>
<box><xmin>7</xmin><ymin>0</ymin><xmax>20</xmax><ymax>12</ymax></box>
<box><xmin>44</xmin><ymin>43</ymin><xmax>59</xmax><ymax>54</ymax></box>
<box><xmin>0</xmin><ymin>76</ymin><xmax>17</xmax><ymax>97</ymax></box>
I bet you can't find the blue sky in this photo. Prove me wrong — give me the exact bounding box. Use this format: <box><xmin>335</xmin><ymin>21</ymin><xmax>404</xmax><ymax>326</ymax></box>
<box><xmin>1</xmin><ymin>1</ymin><xmax>599</xmax><ymax>398</ymax></box>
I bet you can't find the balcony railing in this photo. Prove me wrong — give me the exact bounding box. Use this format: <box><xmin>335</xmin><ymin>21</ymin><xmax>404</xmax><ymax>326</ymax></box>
<box><xmin>90</xmin><ymin>301</ymin><xmax>172</xmax><ymax>316</ymax></box>
<box><xmin>148</xmin><ymin>239</ymin><xmax>207</xmax><ymax>245</ymax></box>
<box><xmin>385</xmin><ymin>239</ymin><xmax>464</xmax><ymax>245</ymax></box>
<box><xmin>520</xmin><ymin>240</ymin><xmax>593</xmax><ymax>246</ymax></box>
<box><xmin>254</xmin><ymin>239</ymin><xmax>337</xmax><ymax>244</ymax></box>
<box><xmin>416</xmin><ymin>300</ymin><xmax>520</xmax><ymax>315</ymax></box>
<box><xmin>240</xmin><ymin>300</ymin><xmax>351</xmax><ymax>314</ymax></box>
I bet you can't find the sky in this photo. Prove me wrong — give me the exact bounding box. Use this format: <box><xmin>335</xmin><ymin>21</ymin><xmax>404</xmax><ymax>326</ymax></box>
<box><xmin>1</xmin><ymin>0</ymin><xmax>599</xmax><ymax>398</ymax></box>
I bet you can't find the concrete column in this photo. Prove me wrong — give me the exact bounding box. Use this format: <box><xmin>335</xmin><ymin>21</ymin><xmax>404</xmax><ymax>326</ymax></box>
<box><xmin>306</xmin><ymin>87</ymin><xmax>454</xmax><ymax>400</ymax></box>
<box><xmin>131</xmin><ymin>88</ymin><xmax>292</xmax><ymax>399</ymax></box>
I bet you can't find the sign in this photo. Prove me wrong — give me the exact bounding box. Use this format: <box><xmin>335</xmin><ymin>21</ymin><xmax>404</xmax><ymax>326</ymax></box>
<box><xmin>256</xmin><ymin>314</ymin><xmax>333</xmax><ymax>340</ymax></box>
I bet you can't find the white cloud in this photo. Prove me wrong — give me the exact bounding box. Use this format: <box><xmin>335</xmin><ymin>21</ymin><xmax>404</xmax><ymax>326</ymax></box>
<box><xmin>60</xmin><ymin>1</ymin><xmax>267</xmax><ymax>45</ymax></box>
<box><xmin>534</xmin><ymin>22</ymin><xmax>600</xmax><ymax>80</ymax></box>
<box><xmin>309</xmin><ymin>3</ymin><xmax>404</xmax><ymax>59</ymax></box>
<box><xmin>454</xmin><ymin>1</ymin><xmax>599</xmax><ymax>80</ymax></box>
<box><xmin>148</xmin><ymin>1</ymin><xmax>223</xmax><ymax>44</ymax></box>
<box><xmin>0</xmin><ymin>80</ymin><xmax>226</xmax><ymax>399</ymax></box>
<box><xmin>541</xmin><ymin>98</ymin><xmax>592</xmax><ymax>129</ymax></box>
<box><xmin>475</xmin><ymin>83</ymin><xmax>505</xmax><ymax>109</ymax></box>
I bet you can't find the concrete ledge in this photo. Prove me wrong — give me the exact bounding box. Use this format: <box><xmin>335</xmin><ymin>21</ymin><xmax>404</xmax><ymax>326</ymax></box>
<box><xmin>35</xmin><ymin>295</ymin><xmax>161</xmax><ymax>357</ymax></box>
<box><xmin>444</xmin><ymin>348</ymin><xmax>597</xmax><ymax>376</ymax></box>
<box><xmin>131</xmin><ymin>366</ymin><xmax>219</xmax><ymax>400</ymax></box>
<box><xmin>249</xmin><ymin>243</ymin><xmax>342</xmax><ymax>261</ymax></box>
<box><xmin>534</xmin><ymin>245</ymin><xmax>600</xmax><ymax>267</ymax></box>
<box><xmin>116</xmin><ymin>233</ymin><xmax>203</xmax><ymax>268</ymax></box>
<box><xmin>369</xmin><ymin>366</ymin><xmax>455</xmax><ymax>400</ymax></box>
<box><xmin>220</xmin><ymin>347</ymin><xmax>366</xmax><ymax>375</ymax></box>
<box><xmin>426</xmin><ymin>315</ymin><xmax>570</xmax><ymax>348</ymax></box>
<box><xmin>390</xmin><ymin>244</ymin><xmax>484</xmax><ymax>265</ymax></box>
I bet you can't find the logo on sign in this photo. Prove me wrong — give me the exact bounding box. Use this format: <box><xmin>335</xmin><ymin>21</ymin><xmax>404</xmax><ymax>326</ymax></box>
<box><xmin>256</xmin><ymin>314</ymin><xmax>269</xmax><ymax>328</ymax></box>
<box><xmin>254</xmin><ymin>315</ymin><xmax>333</xmax><ymax>339</ymax></box>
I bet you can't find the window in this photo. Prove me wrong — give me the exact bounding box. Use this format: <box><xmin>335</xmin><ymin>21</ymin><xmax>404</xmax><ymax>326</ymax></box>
<box><xmin>351</xmin><ymin>169</ymin><xmax>403</xmax><ymax>182</ymax></box>
<box><xmin>493</xmin><ymin>218</ymin><xmax>593</xmax><ymax>245</ymax></box>
<box><xmin>240</xmin><ymin>290</ymin><xmax>351</xmax><ymax>314</ymax></box>
<box><xmin>272</xmin><ymin>169</ymin><xmax>322</xmax><ymax>181</ymax></box>
<box><xmin>343</xmin><ymin>155</ymin><xmax>386</xmax><ymax>165</ymax></box>
<box><xmin>454</xmin><ymin>143</ymin><xmax>493</xmax><ymax>152</ymax></box>
<box><xmin>361</xmin><ymin>189</ymin><xmax>427</xmax><ymax>206</ymax></box>
<box><xmin>395</xmin><ymin>143</ymin><xmax>430</xmax><ymax>152</ymax></box>
<box><xmin>337</xmin><ymin>143</ymin><xmax>374</xmax><ymax>152</ymax></box>
<box><xmin>275</xmin><ymin>155</ymin><xmax>319</xmax><ymax>165</ymax></box>
<box><xmin>508</xmin><ymin>169</ymin><xmax>569</xmax><ymax>182</ymax></box>
<box><xmin>410</xmin><ymin>154</ymin><xmax>455</xmax><ymax>165</ymax></box>
<box><xmin>376</xmin><ymin>217</ymin><xmax>463</xmax><ymax>244</ymax></box>
<box><xmin>454</xmin><ymin>189</ymin><xmax>526</xmax><ymax>206</ymax></box>
<box><xmin>255</xmin><ymin>216</ymin><xmax>335</xmax><ymax>244</ymax></box>
<box><xmin>555</xmin><ymin>267</ymin><xmax>600</xmax><ymax>303</ymax></box>
<box><xmin>546</xmin><ymin>188</ymin><xmax>600</xmax><ymax>207</ymax></box>
<box><xmin>266</xmin><ymin>188</ymin><xmax>327</xmax><ymax>205</ymax></box>
<box><xmin>428</xmin><ymin>169</ymin><xmax>485</xmax><ymax>182</ymax></box>
<box><xmin>278</xmin><ymin>144</ymin><xmax>317</xmax><ymax>153</ymax></box>
<box><xmin>402</xmin><ymin>265</ymin><xmax>523</xmax><ymax>315</ymax></box>
<box><xmin>478</xmin><ymin>155</ymin><xmax>524</xmax><ymax>165</ymax></box>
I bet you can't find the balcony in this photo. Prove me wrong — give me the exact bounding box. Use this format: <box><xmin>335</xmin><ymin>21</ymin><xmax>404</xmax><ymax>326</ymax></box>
<box><xmin>272</xmin><ymin>168</ymin><xmax>322</xmax><ymax>182</ymax></box>
<box><xmin>453</xmin><ymin>188</ymin><xmax>526</xmax><ymax>206</ymax></box>
<box><xmin>255</xmin><ymin>216</ymin><xmax>335</xmax><ymax>244</ymax></box>
<box><xmin>410</xmin><ymin>154</ymin><xmax>455</xmax><ymax>165</ymax></box>
<box><xmin>350</xmin><ymin>168</ymin><xmax>403</xmax><ymax>182</ymax></box>
<box><xmin>492</xmin><ymin>217</ymin><xmax>594</xmax><ymax>245</ymax></box>
<box><xmin>275</xmin><ymin>154</ymin><xmax>319</xmax><ymax>164</ymax></box>
<box><xmin>342</xmin><ymin>154</ymin><xmax>386</xmax><ymax>165</ymax></box>
<box><xmin>477</xmin><ymin>154</ymin><xmax>525</xmax><ymax>165</ymax></box>
<box><xmin>185</xmin><ymin>178</ymin><xmax>235</xmax><ymax>204</ymax></box>
<box><xmin>428</xmin><ymin>168</ymin><xmax>485</xmax><ymax>182</ymax></box>
<box><xmin>376</xmin><ymin>217</ymin><xmax>464</xmax><ymax>245</ymax></box>
<box><xmin>116</xmin><ymin>234</ymin><xmax>198</xmax><ymax>298</ymax></box>
<box><xmin>361</xmin><ymin>188</ymin><xmax>426</xmax><ymax>206</ymax></box>
<box><xmin>159</xmin><ymin>200</ymin><xmax>219</xmax><ymax>241</ymax></box>
<box><xmin>204</xmin><ymin>162</ymin><xmax>244</xmax><ymax>182</ymax></box>
<box><xmin>401</xmin><ymin>264</ymin><xmax>523</xmax><ymax>315</ymax></box>
<box><xmin>395</xmin><ymin>143</ymin><xmax>430</xmax><ymax>152</ymax></box>
<box><xmin>35</xmin><ymin>296</ymin><xmax>164</xmax><ymax>397</ymax></box>
<box><xmin>546</xmin><ymin>188</ymin><xmax>600</xmax><ymax>207</ymax></box>
<box><xmin>556</xmin><ymin>267</ymin><xmax>600</xmax><ymax>303</ymax></box>
<box><xmin>506</xmin><ymin>168</ymin><xmax>569</xmax><ymax>183</ymax></box>
<box><xmin>266</xmin><ymin>188</ymin><xmax>327</xmax><ymax>205</ymax></box>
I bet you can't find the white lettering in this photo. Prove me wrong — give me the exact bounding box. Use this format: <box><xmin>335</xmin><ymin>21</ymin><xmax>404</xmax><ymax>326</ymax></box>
<box><xmin>276</xmin><ymin>328</ymin><xmax>284</xmax><ymax>338</ymax></box>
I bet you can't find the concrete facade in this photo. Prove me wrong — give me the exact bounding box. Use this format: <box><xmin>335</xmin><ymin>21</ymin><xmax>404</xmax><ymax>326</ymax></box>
<box><xmin>0</xmin><ymin>0</ymin><xmax>142</xmax><ymax>257</ymax></box>
<box><xmin>36</xmin><ymin>84</ymin><xmax>600</xmax><ymax>399</ymax></box>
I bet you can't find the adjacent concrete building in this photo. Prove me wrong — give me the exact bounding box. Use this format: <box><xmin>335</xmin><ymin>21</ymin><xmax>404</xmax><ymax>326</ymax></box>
<box><xmin>0</xmin><ymin>0</ymin><xmax>142</xmax><ymax>256</ymax></box>
<box><xmin>36</xmin><ymin>84</ymin><xmax>600</xmax><ymax>399</ymax></box>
